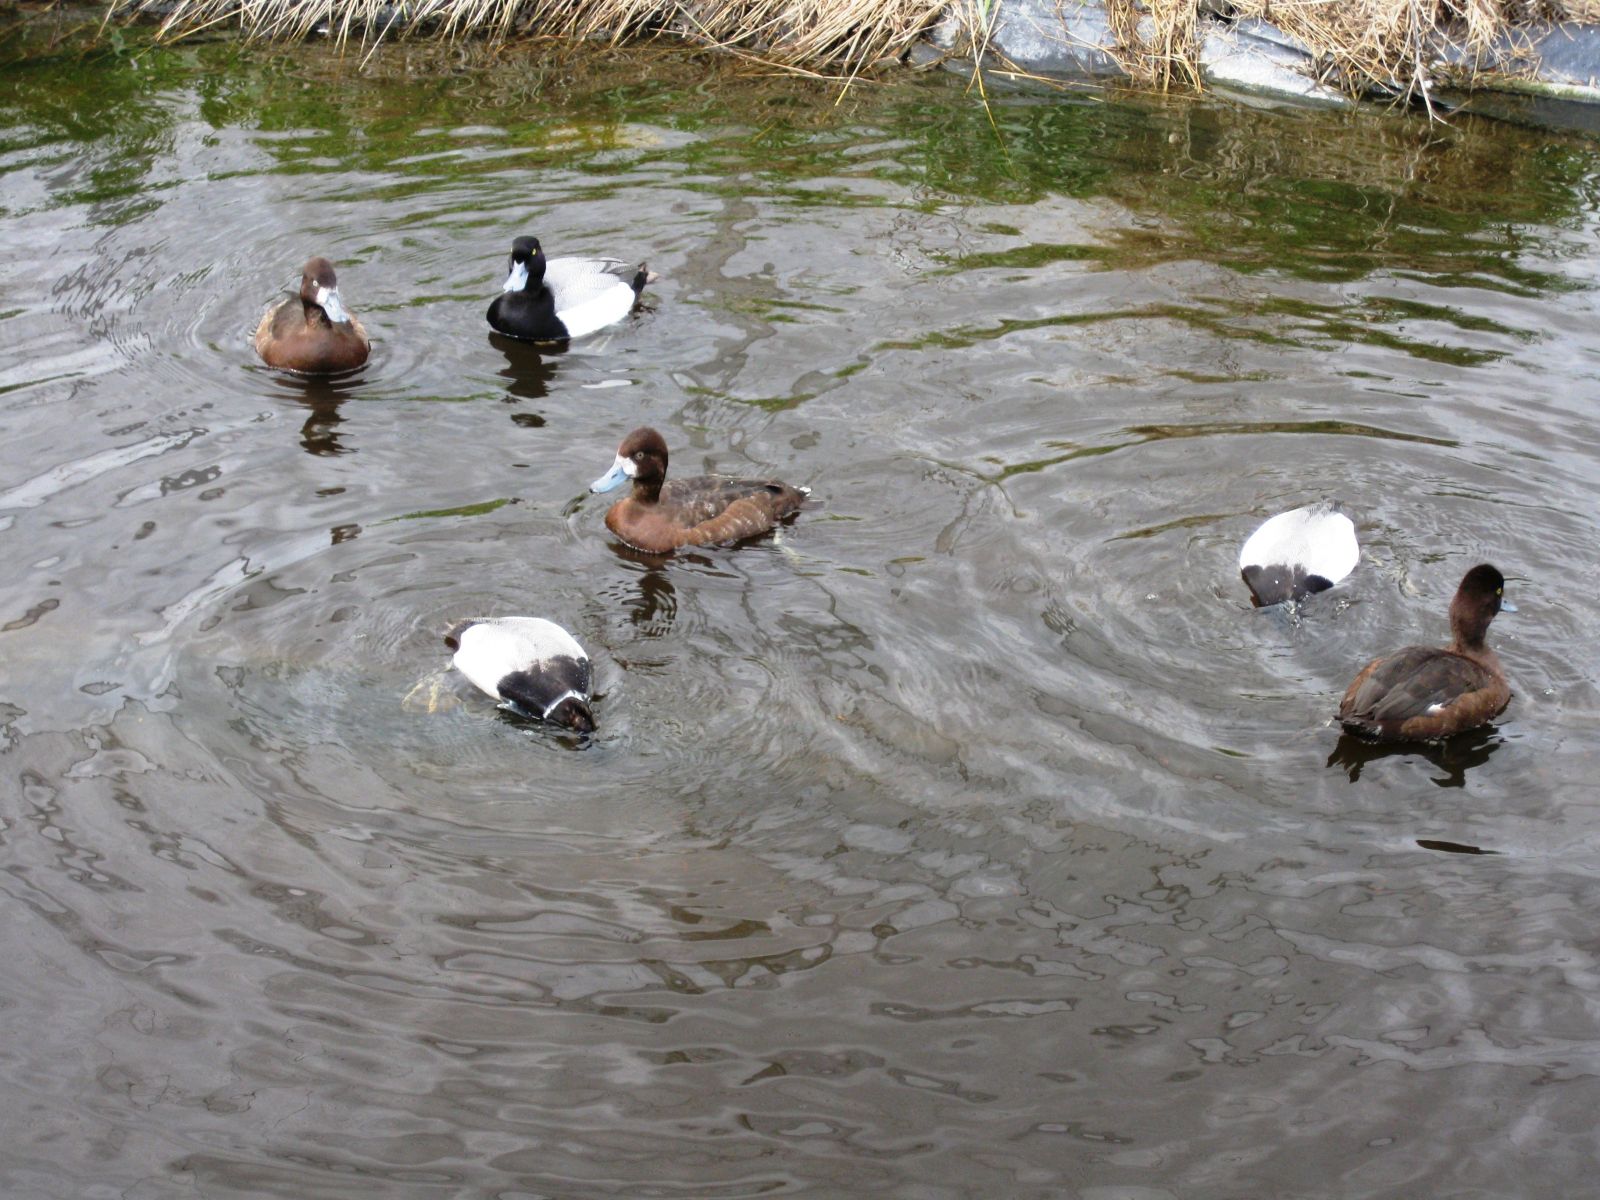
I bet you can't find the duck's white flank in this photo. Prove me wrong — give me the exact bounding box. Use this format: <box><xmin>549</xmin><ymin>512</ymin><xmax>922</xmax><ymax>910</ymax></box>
<box><xmin>544</xmin><ymin>258</ymin><xmax>638</xmax><ymax>339</ymax></box>
<box><xmin>450</xmin><ymin>617</ymin><xmax>587</xmax><ymax>703</ymax></box>
<box><xmin>1239</xmin><ymin>502</ymin><xmax>1358</xmax><ymax>584</ymax></box>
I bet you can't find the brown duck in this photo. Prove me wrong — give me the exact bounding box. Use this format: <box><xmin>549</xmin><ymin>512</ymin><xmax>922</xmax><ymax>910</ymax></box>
<box><xmin>254</xmin><ymin>257</ymin><xmax>369</xmax><ymax>374</ymax></box>
<box><xmin>588</xmin><ymin>427</ymin><xmax>809</xmax><ymax>554</ymax></box>
<box><xmin>1338</xmin><ymin>563</ymin><xmax>1514</xmax><ymax>741</ymax></box>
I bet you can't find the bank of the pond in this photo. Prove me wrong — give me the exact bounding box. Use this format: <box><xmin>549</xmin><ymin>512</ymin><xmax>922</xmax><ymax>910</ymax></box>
<box><xmin>98</xmin><ymin>0</ymin><xmax>1600</xmax><ymax>131</ymax></box>
<box><xmin>947</xmin><ymin>0</ymin><xmax>1600</xmax><ymax>134</ymax></box>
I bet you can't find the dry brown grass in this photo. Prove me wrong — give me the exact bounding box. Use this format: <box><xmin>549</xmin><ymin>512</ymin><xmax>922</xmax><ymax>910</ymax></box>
<box><xmin>1106</xmin><ymin>0</ymin><xmax>1200</xmax><ymax>88</ymax></box>
<box><xmin>109</xmin><ymin>0</ymin><xmax>997</xmax><ymax>75</ymax></box>
<box><xmin>105</xmin><ymin>0</ymin><xmax>1599</xmax><ymax>98</ymax></box>
<box><xmin>1100</xmin><ymin>0</ymin><xmax>1600</xmax><ymax>105</ymax></box>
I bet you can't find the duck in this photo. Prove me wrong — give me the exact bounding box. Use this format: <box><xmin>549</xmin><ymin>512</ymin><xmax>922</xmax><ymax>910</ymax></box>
<box><xmin>1337</xmin><ymin>563</ymin><xmax>1514</xmax><ymax>742</ymax></box>
<box><xmin>1239</xmin><ymin>501</ymin><xmax>1359</xmax><ymax>607</ymax></box>
<box><xmin>254</xmin><ymin>257</ymin><xmax>370</xmax><ymax>374</ymax></box>
<box><xmin>445</xmin><ymin>617</ymin><xmax>594</xmax><ymax>732</ymax></box>
<box><xmin>486</xmin><ymin>236</ymin><xmax>653</xmax><ymax>342</ymax></box>
<box><xmin>588</xmin><ymin>426</ymin><xmax>810</xmax><ymax>555</ymax></box>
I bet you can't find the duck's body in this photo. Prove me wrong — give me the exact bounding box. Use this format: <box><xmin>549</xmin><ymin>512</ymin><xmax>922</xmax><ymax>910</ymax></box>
<box><xmin>254</xmin><ymin>257</ymin><xmax>369</xmax><ymax>374</ymax></box>
<box><xmin>1338</xmin><ymin>563</ymin><xmax>1513</xmax><ymax>742</ymax></box>
<box><xmin>487</xmin><ymin>236</ymin><xmax>652</xmax><ymax>342</ymax></box>
<box><xmin>589</xmin><ymin>427</ymin><xmax>809</xmax><ymax>555</ymax></box>
<box><xmin>1239</xmin><ymin>501</ymin><xmax>1358</xmax><ymax>607</ymax></box>
<box><xmin>445</xmin><ymin>617</ymin><xmax>594</xmax><ymax>732</ymax></box>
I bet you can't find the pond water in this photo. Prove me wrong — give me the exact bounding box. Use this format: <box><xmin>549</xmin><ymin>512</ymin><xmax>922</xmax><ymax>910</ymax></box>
<box><xmin>5</xmin><ymin>14</ymin><xmax>1600</xmax><ymax>1196</ymax></box>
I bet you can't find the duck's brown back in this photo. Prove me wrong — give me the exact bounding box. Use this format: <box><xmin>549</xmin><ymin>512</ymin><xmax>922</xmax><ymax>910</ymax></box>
<box><xmin>1339</xmin><ymin>645</ymin><xmax>1509</xmax><ymax>740</ymax></box>
<box><xmin>605</xmin><ymin>476</ymin><xmax>808</xmax><ymax>553</ymax></box>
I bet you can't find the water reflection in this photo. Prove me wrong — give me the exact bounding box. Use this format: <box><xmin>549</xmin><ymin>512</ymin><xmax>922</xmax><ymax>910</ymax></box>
<box><xmin>622</xmin><ymin>562</ymin><xmax>676</xmax><ymax>636</ymax></box>
<box><xmin>490</xmin><ymin>332</ymin><xmax>564</xmax><ymax>403</ymax></box>
<box><xmin>1326</xmin><ymin>726</ymin><xmax>1504</xmax><ymax>786</ymax></box>
<box><xmin>1416</xmin><ymin>837</ymin><xmax>1500</xmax><ymax>854</ymax></box>
<box><xmin>607</xmin><ymin>540</ymin><xmax>681</xmax><ymax>570</ymax></box>
<box><xmin>268</xmin><ymin>371</ymin><xmax>367</xmax><ymax>456</ymax></box>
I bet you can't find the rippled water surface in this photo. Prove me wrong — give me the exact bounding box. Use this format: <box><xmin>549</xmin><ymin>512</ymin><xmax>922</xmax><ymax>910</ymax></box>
<box><xmin>7</xmin><ymin>14</ymin><xmax>1600</xmax><ymax>1196</ymax></box>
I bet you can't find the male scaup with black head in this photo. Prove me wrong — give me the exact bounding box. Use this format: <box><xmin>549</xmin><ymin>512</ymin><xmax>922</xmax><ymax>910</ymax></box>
<box><xmin>254</xmin><ymin>257</ymin><xmax>370</xmax><ymax>374</ymax></box>
<box><xmin>1239</xmin><ymin>501</ymin><xmax>1358</xmax><ymax>607</ymax></box>
<box><xmin>487</xmin><ymin>236</ymin><xmax>653</xmax><ymax>342</ymax></box>
<box><xmin>1338</xmin><ymin>563</ymin><xmax>1514</xmax><ymax>742</ymax></box>
<box><xmin>588</xmin><ymin>427</ymin><xmax>810</xmax><ymax>555</ymax></box>
<box><xmin>446</xmin><ymin>617</ymin><xmax>594</xmax><ymax>732</ymax></box>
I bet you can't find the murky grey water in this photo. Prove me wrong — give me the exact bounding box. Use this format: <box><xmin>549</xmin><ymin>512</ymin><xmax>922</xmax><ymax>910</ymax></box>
<box><xmin>5</xmin><ymin>20</ymin><xmax>1600</xmax><ymax>1197</ymax></box>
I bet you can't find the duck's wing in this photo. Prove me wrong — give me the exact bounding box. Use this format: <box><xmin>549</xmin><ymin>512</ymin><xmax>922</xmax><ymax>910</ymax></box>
<box><xmin>544</xmin><ymin>257</ymin><xmax>640</xmax><ymax>298</ymax></box>
<box><xmin>1340</xmin><ymin>646</ymin><xmax>1497</xmax><ymax>724</ymax></box>
<box><xmin>663</xmin><ymin>477</ymin><xmax>805</xmax><ymax>523</ymax></box>
<box><xmin>253</xmin><ymin>295</ymin><xmax>302</xmax><ymax>353</ymax></box>
<box><xmin>662</xmin><ymin>477</ymin><xmax>808</xmax><ymax>544</ymax></box>
<box><xmin>542</xmin><ymin>257</ymin><xmax>646</xmax><ymax>337</ymax></box>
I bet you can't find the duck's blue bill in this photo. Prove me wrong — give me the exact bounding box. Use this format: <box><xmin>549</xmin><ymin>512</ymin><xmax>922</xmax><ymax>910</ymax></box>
<box><xmin>589</xmin><ymin>455</ymin><xmax>630</xmax><ymax>493</ymax></box>
<box><xmin>316</xmin><ymin>286</ymin><xmax>351</xmax><ymax>325</ymax></box>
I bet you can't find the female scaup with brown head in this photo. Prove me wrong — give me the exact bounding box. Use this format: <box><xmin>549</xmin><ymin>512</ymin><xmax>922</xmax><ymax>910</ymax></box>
<box><xmin>1338</xmin><ymin>563</ymin><xmax>1514</xmax><ymax>742</ymax></box>
<box><xmin>1239</xmin><ymin>501</ymin><xmax>1358</xmax><ymax>607</ymax></box>
<box><xmin>588</xmin><ymin>426</ymin><xmax>810</xmax><ymax>555</ymax></box>
<box><xmin>487</xmin><ymin>236</ymin><xmax>653</xmax><ymax>342</ymax></box>
<box><xmin>445</xmin><ymin>617</ymin><xmax>594</xmax><ymax>732</ymax></box>
<box><xmin>254</xmin><ymin>257</ymin><xmax>369</xmax><ymax>374</ymax></box>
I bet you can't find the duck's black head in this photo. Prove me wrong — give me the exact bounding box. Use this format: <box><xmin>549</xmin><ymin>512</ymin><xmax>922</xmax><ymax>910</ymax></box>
<box><xmin>443</xmin><ymin>619</ymin><xmax>480</xmax><ymax>652</ymax></box>
<box><xmin>503</xmin><ymin>237</ymin><xmax>547</xmax><ymax>293</ymax></box>
<box><xmin>1450</xmin><ymin>563</ymin><xmax>1510</xmax><ymax>649</ymax></box>
<box><xmin>548</xmin><ymin>694</ymin><xmax>595</xmax><ymax>734</ymax></box>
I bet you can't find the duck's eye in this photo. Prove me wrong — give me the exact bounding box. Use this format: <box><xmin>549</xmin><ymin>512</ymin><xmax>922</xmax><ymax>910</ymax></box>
<box><xmin>633</xmin><ymin>451</ymin><xmax>645</xmax><ymax>460</ymax></box>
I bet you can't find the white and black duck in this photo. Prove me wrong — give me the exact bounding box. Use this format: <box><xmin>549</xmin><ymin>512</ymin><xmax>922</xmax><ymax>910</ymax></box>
<box><xmin>445</xmin><ymin>617</ymin><xmax>594</xmax><ymax>732</ymax></box>
<box><xmin>1239</xmin><ymin>501</ymin><xmax>1359</xmax><ymax>607</ymax></box>
<box><xmin>486</xmin><ymin>235</ymin><xmax>653</xmax><ymax>341</ymax></box>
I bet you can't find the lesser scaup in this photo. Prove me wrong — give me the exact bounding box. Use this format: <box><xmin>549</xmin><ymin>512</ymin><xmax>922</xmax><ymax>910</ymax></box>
<box><xmin>487</xmin><ymin>236</ymin><xmax>653</xmax><ymax>342</ymax></box>
<box><xmin>588</xmin><ymin>426</ymin><xmax>810</xmax><ymax>555</ymax></box>
<box><xmin>446</xmin><ymin>617</ymin><xmax>594</xmax><ymax>732</ymax></box>
<box><xmin>254</xmin><ymin>257</ymin><xmax>370</xmax><ymax>374</ymax></box>
<box><xmin>1239</xmin><ymin>501</ymin><xmax>1359</xmax><ymax>607</ymax></box>
<box><xmin>1338</xmin><ymin>563</ymin><xmax>1514</xmax><ymax>741</ymax></box>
